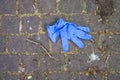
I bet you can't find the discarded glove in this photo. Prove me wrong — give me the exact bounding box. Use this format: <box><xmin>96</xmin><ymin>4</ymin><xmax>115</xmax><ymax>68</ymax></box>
<box><xmin>47</xmin><ymin>18</ymin><xmax>92</xmax><ymax>52</ymax></box>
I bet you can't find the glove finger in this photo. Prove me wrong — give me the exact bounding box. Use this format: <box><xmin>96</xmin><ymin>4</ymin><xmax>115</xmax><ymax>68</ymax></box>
<box><xmin>73</xmin><ymin>30</ymin><xmax>92</xmax><ymax>40</ymax></box>
<box><xmin>70</xmin><ymin>35</ymin><xmax>84</xmax><ymax>48</ymax></box>
<box><xmin>77</xmin><ymin>26</ymin><xmax>90</xmax><ymax>32</ymax></box>
<box><xmin>60</xmin><ymin>33</ymin><xmax>69</xmax><ymax>52</ymax></box>
<box><xmin>47</xmin><ymin>26</ymin><xmax>60</xmax><ymax>43</ymax></box>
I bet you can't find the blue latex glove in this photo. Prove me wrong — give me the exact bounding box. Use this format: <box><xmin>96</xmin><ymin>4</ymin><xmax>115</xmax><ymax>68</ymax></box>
<box><xmin>47</xmin><ymin>18</ymin><xmax>92</xmax><ymax>52</ymax></box>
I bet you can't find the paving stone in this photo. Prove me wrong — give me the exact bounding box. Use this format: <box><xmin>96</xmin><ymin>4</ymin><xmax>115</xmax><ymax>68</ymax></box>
<box><xmin>52</xmin><ymin>36</ymin><xmax>76</xmax><ymax>53</ymax></box>
<box><xmin>52</xmin><ymin>40</ymin><xmax>76</xmax><ymax>53</ymax></box>
<box><xmin>48</xmin><ymin>72</ymin><xmax>72</xmax><ymax>80</ymax></box>
<box><xmin>8</xmin><ymin>35</ymin><xmax>26</xmax><ymax>53</ymax></box>
<box><xmin>27</xmin><ymin>34</ymin><xmax>49</xmax><ymax>53</ymax></box>
<box><xmin>18</xmin><ymin>0</ymin><xmax>35</xmax><ymax>14</ymax></box>
<box><xmin>38</xmin><ymin>0</ymin><xmax>56</xmax><ymax>13</ymax></box>
<box><xmin>0</xmin><ymin>54</ymin><xmax>19</xmax><ymax>72</ymax></box>
<box><xmin>21</xmin><ymin>55</ymin><xmax>38</xmax><ymax>72</ymax></box>
<box><xmin>0</xmin><ymin>35</ymin><xmax>6</xmax><ymax>52</ymax></box>
<box><xmin>108</xmin><ymin>35</ymin><xmax>120</xmax><ymax>52</ymax></box>
<box><xmin>28</xmin><ymin>72</ymin><xmax>47</xmax><ymax>80</ymax></box>
<box><xmin>78</xmin><ymin>34</ymin><xmax>99</xmax><ymax>54</ymax></box>
<box><xmin>1</xmin><ymin>16</ymin><xmax>19</xmax><ymax>34</ymax></box>
<box><xmin>0</xmin><ymin>73</ymin><xmax>19</xmax><ymax>80</ymax></box>
<box><xmin>101</xmin><ymin>35</ymin><xmax>120</xmax><ymax>52</ymax></box>
<box><xmin>88</xmin><ymin>14</ymin><xmax>105</xmax><ymax>32</ymax></box>
<box><xmin>59</xmin><ymin>0</ymin><xmax>84</xmax><ymax>13</ymax></box>
<box><xmin>69</xmin><ymin>41</ymin><xmax>76</xmax><ymax>52</ymax></box>
<box><xmin>86</xmin><ymin>0</ymin><xmax>96</xmax><ymax>14</ymax></box>
<box><xmin>109</xmin><ymin>54</ymin><xmax>120</xmax><ymax>71</ymax></box>
<box><xmin>95</xmin><ymin>0</ymin><xmax>114</xmax><ymax>22</ymax></box>
<box><xmin>67</xmin><ymin>53</ymin><xmax>89</xmax><ymax>72</ymax></box>
<box><xmin>69</xmin><ymin>14</ymin><xmax>88</xmax><ymax>26</ymax></box>
<box><xmin>108</xmin><ymin>1</ymin><xmax>120</xmax><ymax>32</ymax></box>
<box><xmin>52</xmin><ymin>39</ymin><xmax>62</xmax><ymax>53</ymax></box>
<box><xmin>39</xmin><ymin>54</ymin><xmax>65</xmax><ymax>72</ymax></box>
<box><xmin>108</xmin><ymin>74</ymin><xmax>120</xmax><ymax>80</ymax></box>
<box><xmin>0</xmin><ymin>0</ymin><xmax>16</xmax><ymax>14</ymax></box>
<box><xmin>41</xmin><ymin>14</ymin><xmax>66</xmax><ymax>31</ymax></box>
<box><xmin>72</xmin><ymin>74</ymin><xmax>102</xmax><ymax>80</ymax></box>
<box><xmin>108</xmin><ymin>0</ymin><xmax>120</xmax><ymax>32</ymax></box>
<box><xmin>22</xmin><ymin>16</ymin><xmax>39</xmax><ymax>33</ymax></box>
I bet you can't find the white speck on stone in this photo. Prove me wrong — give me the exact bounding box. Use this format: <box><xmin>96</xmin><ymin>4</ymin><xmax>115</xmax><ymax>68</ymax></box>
<box><xmin>109</xmin><ymin>36</ymin><xmax>112</xmax><ymax>38</ymax></box>
<box><xmin>33</xmin><ymin>5</ymin><xmax>35</xmax><ymax>9</ymax></box>
<box><xmin>36</xmin><ymin>36</ymin><xmax>40</xmax><ymax>40</ymax></box>
<box><xmin>27</xmin><ymin>20</ymin><xmax>29</xmax><ymax>23</ymax></box>
<box><xmin>29</xmin><ymin>27</ymin><xmax>32</xmax><ymax>30</ymax></box>
<box><xmin>87</xmin><ymin>53</ymin><xmax>100</xmax><ymax>63</ymax></box>
<box><xmin>27</xmin><ymin>75</ymin><xmax>32</xmax><ymax>79</ymax></box>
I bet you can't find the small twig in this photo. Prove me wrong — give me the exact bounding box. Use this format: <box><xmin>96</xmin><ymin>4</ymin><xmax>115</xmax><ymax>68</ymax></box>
<box><xmin>105</xmin><ymin>55</ymin><xmax>110</xmax><ymax>65</ymax></box>
<box><xmin>26</xmin><ymin>39</ymin><xmax>58</xmax><ymax>60</ymax></box>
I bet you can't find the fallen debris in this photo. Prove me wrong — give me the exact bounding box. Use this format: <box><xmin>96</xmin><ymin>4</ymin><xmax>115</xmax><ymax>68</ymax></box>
<box><xmin>26</xmin><ymin>39</ymin><xmax>58</xmax><ymax>60</ymax></box>
<box><xmin>87</xmin><ymin>53</ymin><xmax>100</xmax><ymax>63</ymax></box>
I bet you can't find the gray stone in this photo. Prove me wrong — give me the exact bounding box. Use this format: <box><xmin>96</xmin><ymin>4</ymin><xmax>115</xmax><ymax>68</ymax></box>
<box><xmin>38</xmin><ymin>0</ymin><xmax>56</xmax><ymax>13</ymax></box>
<box><xmin>88</xmin><ymin>14</ymin><xmax>105</xmax><ymax>32</ymax></box>
<box><xmin>48</xmin><ymin>72</ymin><xmax>72</xmax><ymax>80</ymax></box>
<box><xmin>108</xmin><ymin>74</ymin><xmax>120</xmax><ymax>80</ymax></box>
<box><xmin>67</xmin><ymin>53</ymin><xmax>89</xmax><ymax>72</ymax></box>
<box><xmin>39</xmin><ymin>54</ymin><xmax>65</xmax><ymax>72</ymax></box>
<box><xmin>109</xmin><ymin>54</ymin><xmax>120</xmax><ymax>71</ymax></box>
<box><xmin>27</xmin><ymin>34</ymin><xmax>49</xmax><ymax>53</ymax></box>
<box><xmin>41</xmin><ymin>14</ymin><xmax>66</xmax><ymax>31</ymax></box>
<box><xmin>0</xmin><ymin>73</ymin><xmax>20</xmax><ymax>80</ymax></box>
<box><xmin>1</xmin><ymin>16</ymin><xmax>19</xmax><ymax>34</ymax></box>
<box><xmin>59</xmin><ymin>0</ymin><xmax>84</xmax><ymax>13</ymax></box>
<box><xmin>0</xmin><ymin>0</ymin><xmax>16</xmax><ymax>14</ymax></box>
<box><xmin>0</xmin><ymin>35</ymin><xmax>6</xmax><ymax>52</ymax></box>
<box><xmin>72</xmin><ymin>74</ymin><xmax>102</xmax><ymax>80</ymax></box>
<box><xmin>21</xmin><ymin>55</ymin><xmax>39</xmax><ymax>72</ymax></box>
<box><xmin>8</xmin><ymin>35</ymin><xmax>26</xmax><ymax>53</ymax></box>
<box><xmin>22</xmin><ymin>16</ymin><xmax>39</xmax><ymax>33</ymax></box>
<box><xmin>0</xmin><ymin>54</ymin><xmax>19</xmax><ymax>72</ymax></box>
<box><xmin>18</xmin><ymin>0</ymin><xmax>35</xmax><ymax>14</ymax></box>
<box><xmin>69</xmin><ymin>14</ymin><xmax>88</xmax><ymax>26</ymax></box>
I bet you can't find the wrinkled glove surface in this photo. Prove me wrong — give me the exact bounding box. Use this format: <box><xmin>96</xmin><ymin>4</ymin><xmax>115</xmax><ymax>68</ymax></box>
<box><xmin>47</xmin><ymin>18</ymin><xmax>92</xmax><ymax>52</ymax></box>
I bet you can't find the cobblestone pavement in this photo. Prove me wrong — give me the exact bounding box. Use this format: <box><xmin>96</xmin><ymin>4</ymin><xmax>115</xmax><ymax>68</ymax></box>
<box><xmin>0</xmin><ymin>0</ymin><xmax>120</xmax><ymax>80</ymax></box>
